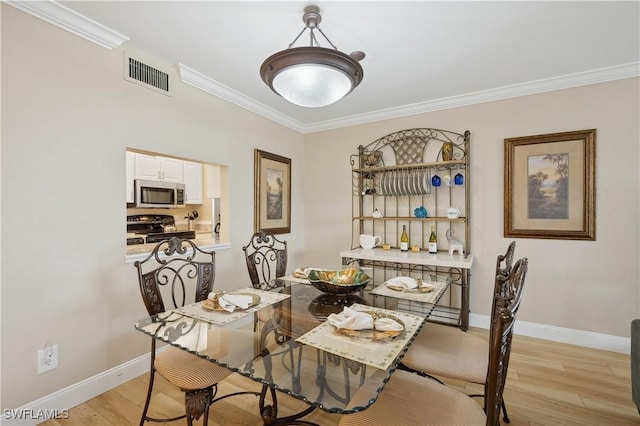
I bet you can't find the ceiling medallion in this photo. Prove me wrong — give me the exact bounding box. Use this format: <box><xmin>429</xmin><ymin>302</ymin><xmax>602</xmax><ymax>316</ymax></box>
<box><xmin>260</xmin><ymin>5</ymin><xmax>365</xmax><ymax>108</ymax></box>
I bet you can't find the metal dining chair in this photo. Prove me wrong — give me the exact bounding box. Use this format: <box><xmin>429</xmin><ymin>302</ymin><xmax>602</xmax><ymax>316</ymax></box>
<box><xmin>241</xmin><ymin>231</ymin><xmax>305</xmax><ymax>389</ymax></box>
<box><xmin>399</xmin><ymin>241</ymin><xmax>517</xmax><ymax>422</ymax></box>
<box><xmin>242</xmin><ymin>230</ymin><xmax>288</xmax><ymax>291</ymax></box>
<box><xmin>242</xmin><ymin>230</ymin><xmax>288</xmax><ymax>331</ymax></box>
<box><xmin>339</xmin><ymin>257</ymin><xmax>528</xmax><ymax>426</ymax></box>
<box><xmin>135</xmin><ymin>237</ymin><xmax>255</xmax><ymax>425</ymax></box>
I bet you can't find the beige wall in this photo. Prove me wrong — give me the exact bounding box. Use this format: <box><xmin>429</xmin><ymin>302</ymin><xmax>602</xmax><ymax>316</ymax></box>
<box><xmin>304</xmin><ymin>78</ymin><xmax>640</xmax><ymax>337</ymax></box>
<box><xmin>2</xmin><ymin>3</ymin><xmax>639</xmax><ymax>411</ymax></box>
<box><xmin>1</xmin><ymin>6</ymin><xmax>304</xmax><ymax>409</ymax></box>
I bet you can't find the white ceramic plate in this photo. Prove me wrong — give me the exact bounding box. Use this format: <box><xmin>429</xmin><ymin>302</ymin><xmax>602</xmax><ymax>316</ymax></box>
<box><xmin>405</xmin><ymin>170</ymin><xmax>413</xmax><ymax>195</ymax></box>
<box><xmin>403</xmin><ymin>171</ymin><xmax>410</xmax><ymax>195</ymax></box>
<box><xmin>412</xmin><ymin>170</ymin><xmax>419</xmax><ymax>194</ymax></box>
<box><xmin>389</xmin><ymin>172</ymin><xmax>396</xmax><ymax>196</ymax></box>
<box><xmin>404</xmin><ymin>171</ymin><xmax>411</xmax><ymax>195</ymax></box>
<box><xmin>422</xmin><ymin>170</ymin><xmax>431</xmax><ymax>194</ymax></box>
<box><xmin>416</xmin><ymin>170</ymin><xmax>424</xmax><ymax>194</ymax></box>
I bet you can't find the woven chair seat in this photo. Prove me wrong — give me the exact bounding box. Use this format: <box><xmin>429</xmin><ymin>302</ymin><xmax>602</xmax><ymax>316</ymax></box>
<box><xmin>155</xmin><ymin>346</ymin><xmax>232</xmax><ymax>391</ymax></box>
<box><xmin>401</xmin><ymin>321</ymin><xmax>488</xmax><ymax>384</ymax></box>
<box><xmin>339</xmin><ymin>369</ymin><xmax>485</xmax><ymax>426</ymax></box>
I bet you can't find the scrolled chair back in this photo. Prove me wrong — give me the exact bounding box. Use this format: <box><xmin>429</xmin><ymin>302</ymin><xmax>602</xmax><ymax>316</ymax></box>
<box><xmin>495</xmin><ymin>241</ymin><xmax>516</xmax><ymax>283</ymax></box>
<box><xmin>242</xmin><ymin>230</ymin><xmax>288</xmax><ymax>290</ymax></box>
<box><xmin>134</xmin><ymin>237</ymin><xmax>215</xmax><ymax>316</ymax></box>
<box><xmin>485</xmin><ymin>257</ymin><xmax>528</xmax><ymax>425</ymax></box>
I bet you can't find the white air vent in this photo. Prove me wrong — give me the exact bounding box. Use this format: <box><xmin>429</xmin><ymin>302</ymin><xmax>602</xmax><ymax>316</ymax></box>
<box><xmin>124</xmin><ymin>53</ymin><xmax>172</xmax><ymax>96</ymax></box>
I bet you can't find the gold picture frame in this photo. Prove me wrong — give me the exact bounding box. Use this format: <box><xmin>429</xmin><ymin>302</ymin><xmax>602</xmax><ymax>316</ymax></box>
<box><xmin>254</xmin><ymin>149</ymin><xmax>291</xmax><ymax>234</ymax></box>
<box><xmin>504</xmin><ymin>129</ymin><xmax>596</xmax><ymax>240</ymax></box>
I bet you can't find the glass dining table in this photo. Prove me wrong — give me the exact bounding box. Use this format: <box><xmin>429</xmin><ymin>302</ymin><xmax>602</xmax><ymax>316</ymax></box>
<box><xmin>134</xmin><ymin>275</ymin><xmax>450</xmax><ymax>425</ymax></box>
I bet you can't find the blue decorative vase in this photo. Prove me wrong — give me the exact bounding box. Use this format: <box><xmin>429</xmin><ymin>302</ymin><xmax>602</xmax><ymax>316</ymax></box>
<box><xmin>454</xmin><ymin>173</ymin><xmax>464</xmax><ymax>185</ymax></box>
<box><xmin>414</xmin><ymin>206</ymin><xmax>428</xmax><ymax>218</ymax></box>
<box><xmin>431</xmin><ymin>174</ymin><xmax>442</xmax><ymax>187</ymax></box>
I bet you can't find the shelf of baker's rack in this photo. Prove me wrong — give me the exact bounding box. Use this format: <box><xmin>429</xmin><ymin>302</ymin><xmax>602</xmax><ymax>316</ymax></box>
<box><xmin>353</xmin><ymin>160</ymin><xmax>466</xmax><ymax>174</ymax></box>
<box><xmin>353</xmin><ymin>216</ymin><xmax>467</xmax><ymax>222</ymax></box>
<box><xmin>339</xmin><ymin>247</ymin><xmax>474</xmax><ymax>268</ymax></box>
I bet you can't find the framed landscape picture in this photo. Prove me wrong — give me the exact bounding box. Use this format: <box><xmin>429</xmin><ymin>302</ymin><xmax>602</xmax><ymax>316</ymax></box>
<box><xmin>254</xmin><ymin>149</ymin><xmax>291</xmax><ymax>234</ymax></box>
<box><xmin>504</xmin><ymin>129</ymin><xmax>596</xmax><ymax>240</ymax></box>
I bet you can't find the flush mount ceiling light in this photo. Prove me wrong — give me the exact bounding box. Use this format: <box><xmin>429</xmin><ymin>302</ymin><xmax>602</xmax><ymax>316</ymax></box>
<box><xmin>260</xmin><ymin>5</ymin><xmax>365</xmax><ymax>108</ymax></box>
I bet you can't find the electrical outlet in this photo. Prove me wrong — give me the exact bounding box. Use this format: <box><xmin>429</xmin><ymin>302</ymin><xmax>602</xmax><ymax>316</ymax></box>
<box><xmin>37</xmin><ymin>344</ymin><xmax>59</xmax><ymax>374</ymax></box>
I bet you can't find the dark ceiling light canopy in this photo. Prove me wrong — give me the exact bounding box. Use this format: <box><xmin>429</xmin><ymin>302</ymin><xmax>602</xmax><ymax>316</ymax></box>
<box><xmin>260</xmin><ymin>5</ymin><xmax>365</xmax><ymax>108</ymax></box>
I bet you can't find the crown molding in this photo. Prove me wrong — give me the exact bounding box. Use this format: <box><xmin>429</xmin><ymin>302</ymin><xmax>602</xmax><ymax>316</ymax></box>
<box><xmin>304</xmin><ymin>61</ymin><xmax>640</xmax><ymax>133</ymax></box>
<box><xmin>5</xmin><ymin>0</ymin><xmax>129</xmax><ymax>49</ymax></box>
<box><xmin>178</xmin><ymin>64</ymin><xmax>306</xmax><ymax>133</ymax></box>
<box><xmin>182</xmin><ymin>61</ymin><xmax>638</xmax><ymax>134</ymax></box>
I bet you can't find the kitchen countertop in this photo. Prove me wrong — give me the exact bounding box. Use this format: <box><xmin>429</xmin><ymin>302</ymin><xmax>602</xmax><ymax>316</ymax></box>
<box><xmin>125</xmin><ymin>234</ymin><xmax>230</xmax><ymax>263</ymax></box>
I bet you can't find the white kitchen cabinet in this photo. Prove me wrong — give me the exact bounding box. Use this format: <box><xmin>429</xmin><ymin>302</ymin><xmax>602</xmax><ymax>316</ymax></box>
<box><xmin>183</xmin><ymin>160</ymin><xmax>203</xmax><ymax>204</ymax></box>
<box><xmin>159</xmin><ymin>157</ymin><xmax>184</xmax><ymax>183</ymax></box>
<box><xmin>133</xmin><ymin>153</ymin><xmax>184</xmax><ymax>183</ymax></box>
<box><xmin>126</xmin><ymin>151</ymin><xmax>135</xmax><ymax>203</ymax></box>
<box><xmin>205</xmin><ymin>164</ymin><xmax>222</xmax><ymax>199</ymax></box>
<box><xmin>134</xmin><ymin>153</ymin><xmax>161</xmax><ymax>180</ymax></box>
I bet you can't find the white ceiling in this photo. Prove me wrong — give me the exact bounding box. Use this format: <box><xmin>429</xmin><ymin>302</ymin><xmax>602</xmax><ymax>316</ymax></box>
<box><xmin>11</xmin><ymin>1</ymin><xmax>640</xmax><ymax>133</ymax></box>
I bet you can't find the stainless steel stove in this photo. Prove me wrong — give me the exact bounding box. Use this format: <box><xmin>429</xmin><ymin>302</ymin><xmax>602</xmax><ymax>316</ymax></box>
<box><xmin>126</xmin><ymin>214</ymin><xmax>195</xmax><ymax>245</ymax></box>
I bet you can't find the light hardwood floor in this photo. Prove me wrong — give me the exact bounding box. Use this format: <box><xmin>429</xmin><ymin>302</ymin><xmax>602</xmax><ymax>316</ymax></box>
<box><xmin>42</xmin><ymin>329</ymin><xmax>638</xmax><ymax>426</ymax></box>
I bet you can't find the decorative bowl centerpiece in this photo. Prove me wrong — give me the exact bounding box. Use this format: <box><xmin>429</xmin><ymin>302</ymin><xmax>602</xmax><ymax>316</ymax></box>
<box><xmin>307</xmin><ymin>268</ymin><xmax>370</xmax><ymax>295</ymax></box>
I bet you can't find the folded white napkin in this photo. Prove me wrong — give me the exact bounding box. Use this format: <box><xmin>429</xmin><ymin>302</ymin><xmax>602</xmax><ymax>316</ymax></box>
<box><xmin>387</xmin><ymin>277</ymin><xmax>419</xmax><ymax>289</ymax></box>
<box><xmin>293</xmin><ymin>267</ymin><xmax>314</xmax><ymax>278</ymax></box>
<box><xmin>374</xmin><ymin>317</ymin><xmax>404</xmax><ymax>332</ymax></box>
<box><xmin>328</xmin><ymin>306</ymin><xmax>374</xmax><ymax>330</ymax></box>
<box><xmin>218</xmin><ymin>294</ymin><xmax>253</xmax><ymax>312</ymax></box>
<box><xmin>327</xmin><ymin>307</ymin><xmax>403</xmax><ymax>332</ymax></box>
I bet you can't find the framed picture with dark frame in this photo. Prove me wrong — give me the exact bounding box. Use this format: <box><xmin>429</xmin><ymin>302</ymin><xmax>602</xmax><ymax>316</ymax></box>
<box><xmin>504</xmin><ymin>129</ymin><xmax>596</xmax><ymax>240</ymax></box>
<box><xmin>254</xmin><ymin>149</ymin><xmax>291</xmax><ymax>234</ymax></box>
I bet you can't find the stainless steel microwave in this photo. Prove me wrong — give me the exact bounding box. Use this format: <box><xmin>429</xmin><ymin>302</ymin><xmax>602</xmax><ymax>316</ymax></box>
<box><xmin>134</xmin><ymin>179</ymin><xmax>185</xmax><ymax>208</ymax></box>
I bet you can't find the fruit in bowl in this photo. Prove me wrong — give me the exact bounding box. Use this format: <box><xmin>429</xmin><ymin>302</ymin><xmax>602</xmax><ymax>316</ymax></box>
<box><xmin>307</xmin><ymin>268</ymin><xmax>370</xmax><ymax>295</ymax></box>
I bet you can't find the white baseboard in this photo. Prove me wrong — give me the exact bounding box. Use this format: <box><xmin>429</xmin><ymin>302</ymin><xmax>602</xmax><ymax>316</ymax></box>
<box><xmin>3</xmin><ymin>318</ymin><xmax>629</xmax><ymax>425</ymax></box>
<box><xmin>1</xmin><ymin>352</ymin><xmax>150</xmax><ymax>425</ymax></box>
<box><xmin>469</xmin><ymin>313</ymin><xmax>630</xmax><ymax>354</ymax></box>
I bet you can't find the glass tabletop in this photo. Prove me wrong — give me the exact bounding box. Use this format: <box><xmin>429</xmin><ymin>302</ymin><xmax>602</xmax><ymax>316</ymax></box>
<box><xmin>134</xmin><ymin>278</ymin><xmax>449</xmax><ymax>416</ymax></box>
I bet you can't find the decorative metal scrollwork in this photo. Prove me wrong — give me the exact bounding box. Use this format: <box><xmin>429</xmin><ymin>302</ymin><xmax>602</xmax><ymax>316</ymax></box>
<box><xmin>243</xmin><ymin>230</ymin><xmax>288</xmax><ymax>290</ymax></box>
<box><xmin>354</xmin><ymin>128</ymin><xmax>469</xmax><ymax>167</ymax></box>
<box><xmin>134</xmin><ymin>237</ymin><xmax>216</xmax><ymax>315</ymax></box>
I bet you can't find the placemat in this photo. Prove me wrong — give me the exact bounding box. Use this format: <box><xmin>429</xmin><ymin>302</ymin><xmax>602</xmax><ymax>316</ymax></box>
<box><xmin>296</xmin><ymin>303</ymin><xmax>424</xmax><ymax>370</ymax></box>
<box><xmin>280</xmin><ymin>274</ymin><xmax>310</xmax><ymax>284</ymax></box>
<box><xmin>175</xmin><ymin>287</ymin><xmax>290</xmax><ymax>325</ymax></box>
<box><xmin>369</xmin><ymin>278</ymin><xmax>448</xmax><ymax>304</ymax></box>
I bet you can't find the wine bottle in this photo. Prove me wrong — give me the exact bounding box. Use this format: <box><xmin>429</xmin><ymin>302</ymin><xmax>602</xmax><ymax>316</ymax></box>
<box><xmin>428</xmin><ymin>225</ymin><xmax>438</xmax><ymax>254</ymax></box>
<box><xmin>400</xmin><ymin>225</ymin><xmax>409</xmax><ymax>251</ymax></box>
